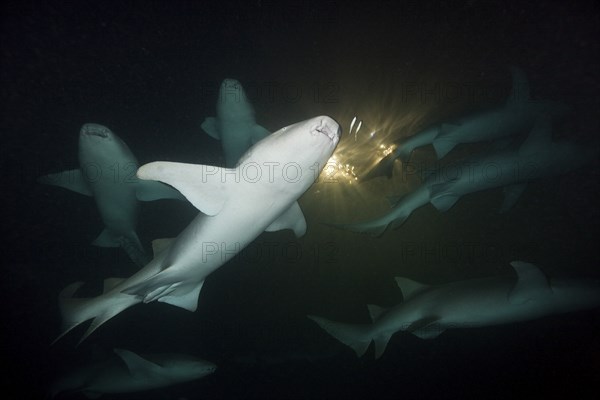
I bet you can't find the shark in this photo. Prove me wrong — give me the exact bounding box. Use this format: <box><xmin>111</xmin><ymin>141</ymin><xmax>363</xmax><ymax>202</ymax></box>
<box><xmin>330</xmin><ymin>117</ymin><xmax>598</xmax><ymax>236</ymax></box>
<box><xmin>39</xmin><ymin>123</ymin><xmax>185</xmax><ymax>267</ymax></box>
<box><xmin>201</xmin><ymin>79</ymin><xmax>271</xmax><ymax>167</ymax></box>
<box><xmin>54</xmin><ymin>116</ymin><xmax>341</xmax><ymax>344</ymax></box>
<box><xmin>362</xmin><ymin>67</ymin><xmax>569</xmax><ymax>180</ymax></box>
<box><xmin>50</xmin><ymin>348</ymin><xmax>216</xmax><ymax>398</ymax></box>
<box><xmin>361</xmin><ymin>126</ymin><xmax>439</xmax><ymax>181</ymax></box>
<box><xmin>308</xmin><ymin>261</ymin><xmax>600</xmax><ymax>359</ymax></box>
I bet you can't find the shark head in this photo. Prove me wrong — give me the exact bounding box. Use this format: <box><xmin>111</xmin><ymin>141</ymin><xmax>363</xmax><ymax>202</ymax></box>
<box><xmin>236</xmin><ymin>115</ymin><xmax>341</xmax><ymax>188</ymax></box>
<box><xmin>217</xmin><ymin>78</ymin><xmax>254</xmax><ymax>121</ymax></box>
<box><xmin>243</xmin><ymin>115</ymin><xmax>340</xmax><ymax>164</ymax></box>
<box><xmin>78</xmin><ymin>123</ymin><xmax>137</xmax><ymax>166</ymax></box>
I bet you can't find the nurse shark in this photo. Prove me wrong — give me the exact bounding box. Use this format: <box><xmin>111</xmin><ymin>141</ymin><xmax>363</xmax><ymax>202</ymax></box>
<box><xmin>363</xmin><ymin>67</ymin><xmax>569</xmax><ymax>180</ymax></box>
<box><xmin>330</xmin><ymin>118</ymin><xmax>597</xmax><ymax>236</ymax></box>
<box><xmin>50</xmin><ymin>348</ymin><xmax>216</xmax><ymax>398</ymax></box>
<box><xmin>201</xmin><ymin>79</ymin><xmax>271</xmax><ymax>167</ymax></box>
<box><xmin>309</xmin><ymin>261</ymin><xmax>600</xmax><ymax>358</ymax></box>
<box><xmin>39</xmin><ymin>123</ymin><xmax>185</xmax><ymax>266</ymax></box>
<box><xmin>54</xmin><ymin>116</ymin><xmax>341</xmax><ymax>344</ymax></box>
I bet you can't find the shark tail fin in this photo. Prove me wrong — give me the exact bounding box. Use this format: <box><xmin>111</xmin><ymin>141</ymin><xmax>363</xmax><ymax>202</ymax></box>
<box><xmin>52</xmin><ymin>282</ymin><xmax>88</xmax><ymax>345</ymax></box>
<box><xmin>52</xmin><ymin>281</ymin><xmax>136</xmax><ymax>345</ymax></box>
<box><xmin>366</xmin><ymin>305</ymin><xmax>394</xmax><ymax>358</ymax></box>
<box><xmin>307</xmin><ymin>315</ymin><xmax>373</xmax><ymax>358</ymax></box>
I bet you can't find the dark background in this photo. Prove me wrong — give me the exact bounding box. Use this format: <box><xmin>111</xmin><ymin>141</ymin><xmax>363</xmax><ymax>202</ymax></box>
<box><xmin>2</xmin><ymin>1</ymin><xmax>599</xmax><ymax>399</ymax></box>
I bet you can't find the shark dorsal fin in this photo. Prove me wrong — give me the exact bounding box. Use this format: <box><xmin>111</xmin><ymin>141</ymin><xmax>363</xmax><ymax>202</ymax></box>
<box><xmin>394</xmin><ymin>277</ymin><xmax>429</xmax><ymax>300</ymax></box>
<box><xmin>151</xmin><ymin>238</ymin><xmax>175</xmax><ymax>257</ymax></box>
<box><xmin>103</xmin><ymin>278</ymin><xmax>125</xmax><ymax>293</ymax></box>
<box><xmin>507</xmin><ymin>66</ymin><xmax>530</xmax><ymax>105</ymax></box>
<box><xmin>201</xmin><ymin>117</ymin><xmax>220</xmax><ymax>140</ymax></box>
<box><xmin>114</xmin><ymin>348</ymin><xmax>162</xmax><ymax>377</ymax></box>
<box><xmin>508</xmin><ymin>261</ymin><xmax>552</xmax><ymax>305</ymax></box>
<box><xmin>265</xmin><ymin>201</ymin><xmax>307</xmax><ymax>237</ymax></box>
<box><xmin>137</xmin><ymin>161</ymin><xmax>233</xmax><ymax>216</ymax></box>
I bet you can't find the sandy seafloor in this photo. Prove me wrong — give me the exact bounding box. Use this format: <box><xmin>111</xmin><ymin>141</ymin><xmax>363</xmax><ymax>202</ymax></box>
<box><xmin>2</xmin><ymin>1</ymin><xmax>599</xmax><ymax>399</ymax></box>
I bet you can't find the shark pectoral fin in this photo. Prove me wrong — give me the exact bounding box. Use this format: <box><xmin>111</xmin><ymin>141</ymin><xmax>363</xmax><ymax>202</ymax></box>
<box><xmin>394</xmin><ymin>277</ymin><xmax>429</xmax><ymax>301</ymax></box>
<box><xmin>411</xmin><ymin>327</ymin><xmax>445</xmax><ymax>339</ymax></box>
<box><xmin>157</xmin><ymin>281</ymin><xmax>204</xmax><ymax>312</ymax></box>
<box><xmin>432</xmin><ymin>136</ymin><xmax>457</xmax><ymax>159</ymax></box>
<box><xmin>114</xmin><ymin>348</ymin><xmax>162</xmax><ymax>377</ymax></box>
<box><xmin>430</xmin><ymin>192</ymin><xmax>460</xmax><ymax>212</ymax></box>
<box><xmin>265</xmin><ymin>201</ymin><xmax>307</xmax><ymax>237</ymax></box>
<box><xmin>201</xmin><ymin>117</ymin><xmax>220</xmax><ymax>140</ymax></box>
<box><xmin>251</xmin><ymin>124</ymin><xmax>271</xmax><ymax>144</ymax></box>
<box><xmin>38</xmin><ymin>169</ymin><xmax>93</xmax><ymax>196</ymax></box>
<box><xmin>103</xmin><ymin>278</ymin><xmax>126</xmax><ymax>293</ymax></box>
<box><xmin>135</xmin><ymin>180</ymin><xmax>186</xmax><ymax>201</ymax></box>
<box><xmin>406</xmin><ymin>316</ymin><xmax>443</xmax><ymax>339</ymax></box>
<box><xmin>373</xmin><ymin>333</ymin><xmax>394</xmax><ymax>359</ymax></box>
<box><xmin>137</xmin><ymin>161</ymin><xmax>232</xmax><ymax>215</ymax></box>
<box><xmin>508</xmin><ymin>261</ymin><xmax>552</xmax><ymax>305</ymax></box>
<box><xmin>367</xmin><ymin>304</ymin><xmax>387</xmax><ymax>322</ymax></box>
<box><xmin>500</xmin><ymin>183</ymin><xmax>527</xmax><ymax>213</ymax></box>
<box><xmin>92</xmin><ymin>229</ymin><xmax>121</xmax><ymax>247</ymax></box>
<box><xmin>151</xmin><ymin>238</ymin><xmax>175</xmax><ymax>257</ymax></box>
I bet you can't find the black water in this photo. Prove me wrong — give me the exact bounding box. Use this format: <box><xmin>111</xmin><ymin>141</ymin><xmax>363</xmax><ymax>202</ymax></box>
<box><xmin>2</xmin><ymin>1</ymin><xmax>600</xmax><ymax>399</ymax></box>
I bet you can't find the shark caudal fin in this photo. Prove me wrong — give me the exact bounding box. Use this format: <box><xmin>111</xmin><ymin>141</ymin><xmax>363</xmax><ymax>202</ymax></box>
<box><xmin>365</xmin><ymin>305</ymin><xmax>395</xmax><ymax>358</ymax></box>
<box><xmin>307</xmin><ymin>315</ymin><xmax>373</xmax><ymax>358</ymax></box>
<box><xmin>52</xmin><ymin>279</ymin><xmax>136</xmax><ymax>345</ymax></box>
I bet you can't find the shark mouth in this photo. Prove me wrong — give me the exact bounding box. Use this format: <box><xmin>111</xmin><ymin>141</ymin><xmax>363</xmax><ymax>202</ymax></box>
<box><xmin>313</xmin><ymin>118</ymin><xmax>341</xmax><ymax>142</ymax></box>
<box><xmin>81</xmin><ymin>123</ymin><xmax>110</xmax><ymax>138</ymax></box>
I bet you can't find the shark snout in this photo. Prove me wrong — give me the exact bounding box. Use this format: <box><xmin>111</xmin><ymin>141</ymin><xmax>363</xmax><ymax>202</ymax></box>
<box><xmin>313</xmin><ymin>116</ymin><xmax>341</xmax><ymax>143</ymax></box>
<box><xmin>80</xmin><ymin>123</ymin><xmax>110</xmax><ymax>139</ymax></box>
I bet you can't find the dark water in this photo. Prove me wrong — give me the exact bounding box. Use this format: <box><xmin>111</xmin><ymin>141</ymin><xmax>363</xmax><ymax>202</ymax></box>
<box><xmin>2</xmin><ymin>1</ymin><xmax>600</xmax><ymax>399</ymax></box>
